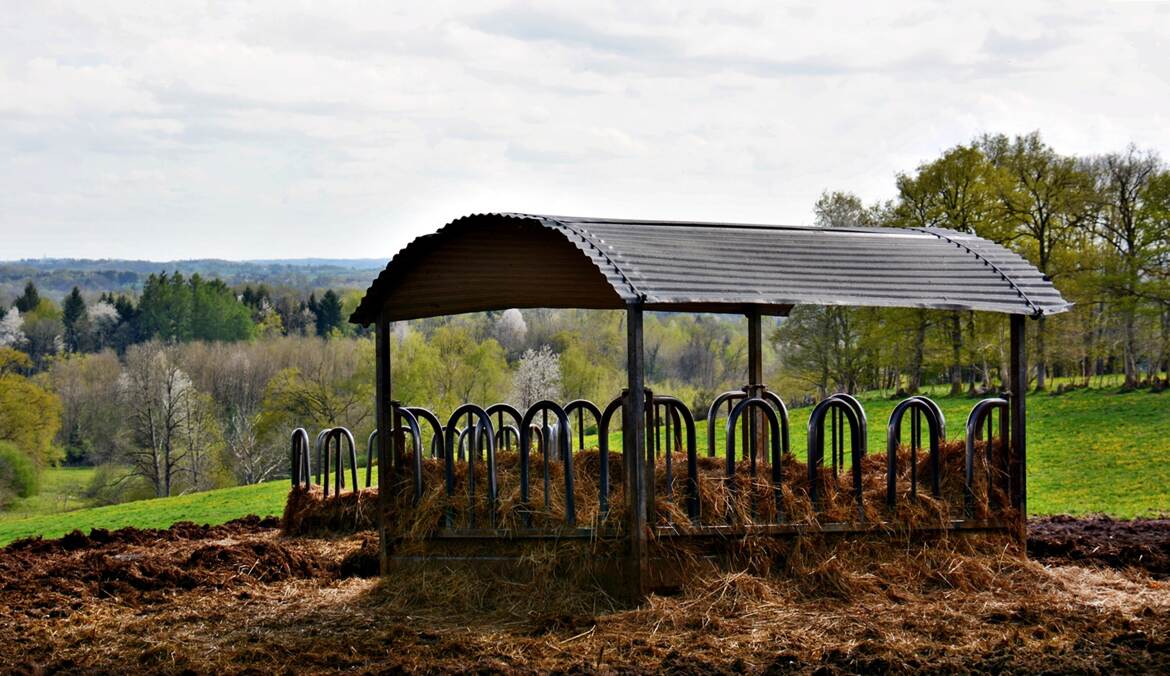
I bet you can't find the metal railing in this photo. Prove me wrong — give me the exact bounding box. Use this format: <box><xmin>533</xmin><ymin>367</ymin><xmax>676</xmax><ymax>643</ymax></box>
<box><xmin>289</xmin><ymin>390</ymin><xmax>1016</xmax><ymax>533</ymax></box>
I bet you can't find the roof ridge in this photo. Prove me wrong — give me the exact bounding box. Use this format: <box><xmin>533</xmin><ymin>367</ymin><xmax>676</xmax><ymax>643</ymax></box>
<box><xmin>911</xmin><ymin>227</ymin><xmax>1042</xmax><ymax>317</ymax></box>
<box><xmin>552</xmin><ymin>215</ymin><xmax>913</xmax><ymax>235</ymax></box>
<box><xmin>540</xmin><ymin>216</ymin><xmax>644</xmax><ymax>301</ymax></box>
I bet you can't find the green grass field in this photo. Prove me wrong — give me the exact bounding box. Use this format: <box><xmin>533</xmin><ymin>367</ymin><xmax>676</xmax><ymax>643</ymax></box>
<box><xmin>2</xmin><ymin>466</ymin><xmax>97</xmax><ymax>517</ymax></box>
<box><xmin>0</xmin><ymin>386</ymin><xmax>1165</xmax><ymax>545</ymax></box>
<box><xmin>583</xmin><ymin>386</ymin><xmax>1169</xmax><ymax>517</ymax></box>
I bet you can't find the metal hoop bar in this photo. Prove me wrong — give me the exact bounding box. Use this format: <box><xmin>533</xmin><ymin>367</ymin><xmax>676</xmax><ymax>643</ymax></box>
<box><xmin>759</xmin><ymin>389</ymin><xmax>792</xmax><ymax>462</ymax></box>
<box><xmin>290</xmin><ymin>428</ymin><xmax>311</xmax><ymax>489</ymax></box>
<box><xmin>494</xmin><ymin>424</ymin><xmax>520</xmax><ymax>451</ymax></box>
<box><xmin>520</xmin><ymin>401</ymin><xmax>576</xmax><ymax>526</ymax></box>
<box><xmin>405</xmin><ymin>407</ymin><xmax>445</xmax><ymax>459</ymax></box>
<box><xmin>807</xmin><ymin>399</ymin><xmax>866</xmax><ymax>518</ymax></box>
<box><xmin>365</xmin><ymin>429</ymin><xmax>377</xmax><ymax>488</ymax></box>
<box><xmin>443</xmin><ymin>405</ymin><xmax>496</xmax><ymax>528</ymax></box>
<box><xmin>486</xmin><ymin>403</ymin><xmax>523</xmax><ymax>452</ymax></box>
<box><xmin>653</xmin><ymin>395</ymin><xmax>698</xmax><ymax>522</ymax></box>
<box><xmin>324</xmin><ymin>428</ymin><xmax>358</xmax><ymax>497</ymax></box>
<box><xmin>908</xmin><ymin>396</ymin><xmax>947</xmax><ymax>441</ymax></box>
<box><xmin>597</xmin><ymin>395</ymin><xmax>624</xmax><ymax>518</ymax></box>
<box><xmin>726</xmin><ymin>397</ymin><xmax>784</xmax><ymax>523</ymax></box>
<box><xmin>886</xmin><ymin>398</ymin><xmax>943</xmax><ymax>508</ymax></box>
<box><xmin>523</xmin><ymin>423</ymin><xmax>547</xmax><ymax>517</ymax></box>
<box><xmin>707</xmin><ymin>389</ymin><xmax>748</xmax><ymax>458</ymax></box>
<box><xmin>315</xmin><ymin>428</ymin><xmax>331</xmax><ymax>489</ymax></box>
<box><xmin>395</xmin><ymin>408</ymin><xmax>425</xmax><ymax>504</ymax></box>
<box><xmin>965</xmin><ymin>398</ymin><xmax>1009</xmax><ymax>517</ymax></box>
<box><xmin>565</xmin><ymin>399</ymin><xmax>602</xmax><ymax>453</ymax></box>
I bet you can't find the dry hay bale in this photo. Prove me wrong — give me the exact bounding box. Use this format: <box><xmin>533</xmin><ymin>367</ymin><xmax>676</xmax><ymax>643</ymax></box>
<box><xmin>282</xmin><ymin>485</ymin><xmax>378</xmax><ymax>535</ymax></box>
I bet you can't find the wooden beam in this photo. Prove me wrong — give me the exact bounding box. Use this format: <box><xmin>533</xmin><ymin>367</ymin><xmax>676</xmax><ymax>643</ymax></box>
<box><xmin>624</xmin><ymin>303</ymin><xmax>648</xmax><ymax>600</ymax></box>
<box><xmin>375</xmin><ymin>316</ymin><xmax>393</xmax><ymax>574</ymax></box>
<box><xmin>1009</xmin><ymin>314</ymin><xmax>1027</xmax><ymax>540</ymax></box>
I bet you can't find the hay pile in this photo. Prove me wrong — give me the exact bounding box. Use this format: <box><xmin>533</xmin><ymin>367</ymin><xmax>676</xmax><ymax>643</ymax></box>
<box><xmin>283</xmin><ymin>484</ymin><xmax>379</xmax><ymax>535</ymax></box>
<box><xmin>350</xmin><ymin>438</ymin><xmax>1012</xmax><ymax>538</ymax></box>
<box><xmin>7</xmin><ymin>520</ymin><xmax>1169</xmax><ymax>673</ymax></box>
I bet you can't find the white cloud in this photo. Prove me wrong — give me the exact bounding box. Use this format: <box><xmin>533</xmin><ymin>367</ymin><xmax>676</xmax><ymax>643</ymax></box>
<box><xmin>0</xmin><ymin>0</ymin><xmax>1168</xmax><ymax>260</ymax></box>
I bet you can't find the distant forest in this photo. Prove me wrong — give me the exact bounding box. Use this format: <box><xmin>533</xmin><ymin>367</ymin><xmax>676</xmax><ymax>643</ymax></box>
<box><xmin>0</xmin><ymin>258</ymin><xmax>384</xmax><ymax>300</ymax></box>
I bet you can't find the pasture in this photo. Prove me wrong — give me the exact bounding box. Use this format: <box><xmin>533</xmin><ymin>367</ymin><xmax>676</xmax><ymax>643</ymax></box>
<box><xmin>1</xmin><ymin>386</ymin><xmax>1166</xmax><ymax>546</ymax></box>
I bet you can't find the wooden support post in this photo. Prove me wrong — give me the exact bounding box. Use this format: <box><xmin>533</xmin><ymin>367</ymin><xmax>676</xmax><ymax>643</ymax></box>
<box><xmin>748</xmin><ymin>308</ymin><xmax>764</xmax><ymax>385</ymax></box>
<box><xmin>624</xmin><ymin>303</ymin><xmax>648</xmax><ymax>600</ymax></box>
<box><xmin>747</xmin><ymin>308</ymin><xmax>765</xmax><ymax>463</ymax></box>
<box><xmin>1009</xmin><ymin>314</ymin><xmax>1027</xmax><ymax>541</ymax></box>
<box><xmin>375</xmin><ymin>315</ymin><xmax>393</xmax><ymax>574</ymax></box>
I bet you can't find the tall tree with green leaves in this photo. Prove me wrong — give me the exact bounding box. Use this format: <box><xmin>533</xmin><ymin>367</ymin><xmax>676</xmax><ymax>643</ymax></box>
<box><xmin>0</xmin><ymin>348</ymin><xmax>63</xmax><ymax>467</ymax></box>
<box><xmin>981</xmin><ymin>132</ymin><xmax>1097</xmax><ymax>389</ymax></box>
<box><xmin>1092</xmin><ymin>146</ymin><xmax>1164</xmax><ymax>388</ymax></box>
<box><xmin>897</xmin><ymin>144</ymin><xmax>1002</xmax><ymax>394</ymax></box>
<box><xmin>1142</xmin><ymin>170</ymin><xmax>1170</xmax><ymax>376</ymax></box>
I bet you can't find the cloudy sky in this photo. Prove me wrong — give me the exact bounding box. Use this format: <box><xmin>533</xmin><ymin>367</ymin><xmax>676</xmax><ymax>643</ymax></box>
<box><xmin>2</xmin><ymin>1</ymin><xmax>1168</xmax><ymax>261</ymax></box>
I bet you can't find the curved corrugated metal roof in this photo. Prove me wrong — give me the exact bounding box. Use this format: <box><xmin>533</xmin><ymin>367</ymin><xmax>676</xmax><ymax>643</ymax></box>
<box><xmin>350</xmin><ymin>212</ymin><xmax>1071</xmax><ymax>325</ymax></box>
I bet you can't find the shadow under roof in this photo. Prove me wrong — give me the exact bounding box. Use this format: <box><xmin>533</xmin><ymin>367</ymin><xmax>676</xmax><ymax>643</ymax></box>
<box><xmin>350</xmin><ymin>212</ymin><xmax>1072</xmax><ymax>325</ymax></box>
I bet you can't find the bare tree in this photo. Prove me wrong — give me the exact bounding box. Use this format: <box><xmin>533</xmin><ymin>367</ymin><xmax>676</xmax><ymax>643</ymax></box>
<box><xmin>177</xmin><ymin>389</ymin><xmax>220</xmax><ymax>491</ymax></box>
<box><xmin>120</xmin><ymin>343</ymin><xmax>195</xmax><ymax>497</ymax></box>
<box><xmin>181</xmin><ymin>341</ymin><xmax>285</xmax><ymax>484</ymax></box>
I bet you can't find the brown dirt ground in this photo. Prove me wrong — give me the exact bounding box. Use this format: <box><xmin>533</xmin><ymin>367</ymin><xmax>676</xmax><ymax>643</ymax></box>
<box><xmin>1</xmin><ymin>515</ymin><xmax>1168</xmax><ymax>674</ymax></box>
<box><xmin>1029</xmin><ymin>515</ymin><xmax>1170</xmax><ymax>578</ymax></box>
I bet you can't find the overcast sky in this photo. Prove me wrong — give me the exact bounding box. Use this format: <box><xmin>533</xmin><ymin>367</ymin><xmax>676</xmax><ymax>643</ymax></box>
<box><xmin>2</xmin><ymin>1</ymin><xmax>1168</xmax><ymax>261</ymax></box>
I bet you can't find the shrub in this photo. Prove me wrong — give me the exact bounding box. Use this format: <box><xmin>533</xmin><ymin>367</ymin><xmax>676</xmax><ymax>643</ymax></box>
<box><xmin>84</xmin><ymin>464</ymin><xmax>154</xmax><ymax>506</ymax></box>
<box><xmin>0</xmin><ymin>441</ymin><xmax>40</xmax><ymax>506</ymax></box>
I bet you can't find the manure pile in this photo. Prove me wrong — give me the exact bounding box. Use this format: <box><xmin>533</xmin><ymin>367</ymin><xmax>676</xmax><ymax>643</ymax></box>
<box><xmin>1</xmin><ymin>515</ymin><xmax>1168</xmax><ymax>673</ymax></box>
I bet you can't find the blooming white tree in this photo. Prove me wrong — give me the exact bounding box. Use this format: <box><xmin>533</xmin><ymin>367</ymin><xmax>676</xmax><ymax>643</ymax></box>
<box><xmin>511</xmin><ymin>345</ymin><xmax>561</xmax><ymax>410</ymax></box>
<box><xmin>0</xmin><ymin>309</ymin><xmax>25</xmax><ymax>349</ymax></box>
<box><xmin>493</xmin><ymin>308</ymin><xmax>528</xmax><ymax>356</ymax></box>
<box><xmin>88</xmin><ymin>300</ymin><xmax>120</xmax><ymax>348</ymax></box>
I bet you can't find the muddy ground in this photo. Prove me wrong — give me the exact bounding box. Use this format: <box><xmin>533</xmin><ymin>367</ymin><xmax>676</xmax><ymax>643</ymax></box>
<box><xmin>1</xmin><ymin>515</ymin><xmax>1167</xmax><ymax>674</ymax></box>
<box><xmin>1029</xmin><ymin>515</ymin><xmax>1170</xmax><ymax>578</ymax></box>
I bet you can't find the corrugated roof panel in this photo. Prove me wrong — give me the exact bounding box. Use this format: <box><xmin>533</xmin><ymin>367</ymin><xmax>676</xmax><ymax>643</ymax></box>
<box><xmin>350</xmin><ymin>213</ymin><xmax>1072</xmax><ymax>325</ymax></box>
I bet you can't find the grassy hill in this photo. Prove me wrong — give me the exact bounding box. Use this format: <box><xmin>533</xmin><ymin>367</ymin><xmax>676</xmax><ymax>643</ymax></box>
<box><xmin>0</xmin><ymin>479</ymin><xmax>292</xmax><ymax>545</ymax></box>
<box><xmin>0</xmin><ymin>386</ymin><xmax>1165</xmax><ymax>545</ymax></box>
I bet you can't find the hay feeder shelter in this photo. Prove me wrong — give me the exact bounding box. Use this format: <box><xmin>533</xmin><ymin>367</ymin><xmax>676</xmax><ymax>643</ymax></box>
<box><xmin>307</xmin><ymin>212</ymin><xmax>1070</xmax><ymax>600</ymax></box>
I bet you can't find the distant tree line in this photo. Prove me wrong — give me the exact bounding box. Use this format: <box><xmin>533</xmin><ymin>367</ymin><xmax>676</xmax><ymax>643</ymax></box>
<box><xmin>0</xmin><ymin>258</ymin><xmax>381</xmax><ymax>300</ymax></box>
<box><xmin>0</xmin><ymin>275</ymin><xmax>356</xmax><ymax>368</ymax></box>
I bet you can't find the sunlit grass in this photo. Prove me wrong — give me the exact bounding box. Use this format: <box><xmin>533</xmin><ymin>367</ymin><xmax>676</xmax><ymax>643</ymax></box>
<box><xmin>583</xmin><ymin>385</ymin><xmax>1169</xmax><ymax>518</ymax></box>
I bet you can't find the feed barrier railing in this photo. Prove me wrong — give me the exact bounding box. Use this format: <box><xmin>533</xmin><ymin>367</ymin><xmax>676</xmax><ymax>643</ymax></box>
<box><xmin>290</xmin><ymin>391</ymin><xmax>1016</xmax><ymax>534</ymax></box>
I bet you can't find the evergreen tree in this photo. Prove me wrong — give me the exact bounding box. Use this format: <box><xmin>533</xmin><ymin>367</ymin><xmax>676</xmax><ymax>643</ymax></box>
<box><xmin>136</xmin><ymin>272</ymin><xmax>254</xmax><ymax>343</ymax></box>
<box><xmin>14</xmin><ymin>282</ymin><xmax>40</xmax><ymax>313</ymax></box>
<box><xmin>314</xmin><ymin>290</ymin><xmax>343</xmax><ymax>337</ymax></box>
<box><xmin>62</xmin><ymin>287</ymin><xmax>90</xmax><ymax>353</ymax></box>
